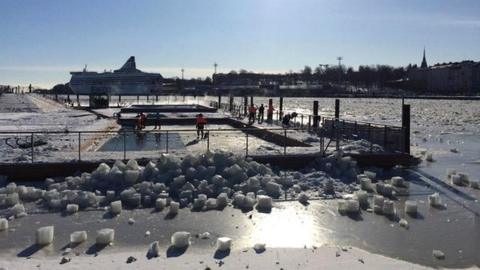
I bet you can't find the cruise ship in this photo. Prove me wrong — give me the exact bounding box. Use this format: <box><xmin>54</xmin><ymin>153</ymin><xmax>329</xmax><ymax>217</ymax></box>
<box><xmin>69</xmin><ymin>56</ymin><xmax>163</xmax><ymax>95</ymax></box>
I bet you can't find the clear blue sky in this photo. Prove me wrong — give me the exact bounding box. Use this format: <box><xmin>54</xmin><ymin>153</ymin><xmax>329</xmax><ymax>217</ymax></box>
<box><xmin>1</xmin><ymin>0</ymin><xmax>479</xmax><ymax>87</ymax></box>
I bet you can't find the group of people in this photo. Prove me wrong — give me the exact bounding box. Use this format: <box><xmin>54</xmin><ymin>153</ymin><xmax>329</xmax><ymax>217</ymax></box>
<box><xmin>135</xmin><ymin>112</ymin><xmax>162</xmax><ymax>131</ymax></box>
<box><xmin>248</xmin><ymin>103</ymin><xmax>275</xmax><ymax>124</ymax></box>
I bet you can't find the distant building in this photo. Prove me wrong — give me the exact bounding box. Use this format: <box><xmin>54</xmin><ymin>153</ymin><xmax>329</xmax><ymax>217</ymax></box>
<box><xmin>69</xmin><ymin>56</ymin><xmax>163</xmax><ymax>95</ymax></box>
<box><xmin>408</xmin><ymin>50</ymin><xmax>480</xmax><ymax>94</ymax></box>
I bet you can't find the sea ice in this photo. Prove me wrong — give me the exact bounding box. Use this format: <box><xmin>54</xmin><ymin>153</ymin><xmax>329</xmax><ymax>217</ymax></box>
<box><xmin>10</xmin><ymin>203</ymin><xmax>26</xmax><ymax>218</ymax></box>
<box><xmin>205</xmin><ymin>198</ymin><xmax>217</xmax><ymax>210</ymax></box>
<box><xmin>96</xmin><ymin>228</ymin><xmax>115</xmax><ymax>245</ymax></box>
<box><xmin>124</xmin><ymin>170</ymin><xmax>140</xmax><ymax>185</ymax></box>
<box><xmin>199</xmin><ymin>232</ymin><xmax>211</xmax><ymax>239</ymax></box>
<box><xmin>168</xmin><ymin>202</ymin><xmax>180</xmax><ymax>215</ymax></box>
<box><xmin>399</xmin><ymin>218</ymin><xmax>409</xmax><ymax>228</ymax></box>
<box><xmin>470</xmin><ymin>180</ymin><xmax>480</xmax><ymax>189</ymax></box>
<box><xmin>233</xmin><ymin>193</ymin><xmax>246</xmax><ymax>208</ymax></box>
<box><xmin>66</xmin><ymin>204</ymin><xmax>79</xmax><ymax>214</ymax></box>
<box><xmin>36</xmin><ymin>226</ymin><xmax>54</xmax><ymax>245</ymax></box>
<box><xmin>109</xmin><ymin>200</ymin><xmax>122</xmax><ymax>215</ymax></box>
<box><xmin>355</xmin><ymin>190</ymin><xmax>369</xmax><ymax>206</ymax></box>
<box><xmin>253</xmin><ymin>243</ymin><xmax>266</xmax><ymax>252</ymax></box>
<box><xmin>256</xmin><ymin>195</ymin><xmax>273</xmax><ymax>210</ymax></box>
<box><xmin>148</xmin><ymin>241</ymin><xmax>160</xmax><ymax>257</ymax></box>
<box><xmin>363</xmin><ymin>171</ymin><xmax>376</xmax><ymax>180</ymax></box>
<box><xmin>382</xmin><ymin>184</ymin><xmax>395</xmax><ymax>197</ymax></box>
<box><xmin>298</xmin><ymin>193</ymin><xmax>309</xmax><ymax>204</ymax></box>
<box><xmin>171</xmin><ymin>231</ymin><xmax>190</xmax><ymax>248</ymax></box>
<box><xmin>216</xmin><ymin>193</ymin><xmax>228</xmax><ymax>209</ymax></box>
<box><xmin>155</xmin><ymin>198</ymin><xmax>166</xmax><ymax>211</ymax></box>
<box><xmin>5</xmin><ymin>193</ymin><xmax>19</xmax><ymax>206</ymax></box>
<box><xmin>126</xmin><ymin>159</ymin><xmax>139</xmax><ymax>171</ymax></box>
<box><xmin>373</xmin><ymin>195</ymin><xmax>384</xmax><ymax>213</ymax></box>
<box><xmin>265</xmin><ymin>182</ymin><xmax>282</xmax><ymax>197</ymax></box>
<box><xmin>391</xmin><ymin>176</ymin><xmax>404</xmax><ymax>187</ymax></box>
<box><xmin>428</xmin><ymin>193</ymin><xmax>442</xmax><ymax>207</ymax></box>
<box><xmin>360</xmin><ymin>178</ymin><xmax>372</xmax><ymax>191</ymax></box>
<box><xmin>243</xmin><ymin>195</ymin><xmax>256</xmax><ymax>210</ymax></box>
<box><xmin>382</xmin><ymin>200</ymin><xmax>395</xmax><ymax>216</ymax></box>
<box><xmin>193</xmin><ymin>194</ymin><xmax>207</xmax><ymax>210</ymax></box>
<box><xmin>404</xmin><ymin>200</ymin><xmax>418</xmax><ymax>215</ymax></box>
<box><xmin>0</xmin><ymin>218</ymin><xmax>8</xmax><ymax>231</ymax></box>
<box><xmin>433</xmin><ymin>249</ymin><xmax>445</xmax><ymax>260</ymax></box>
<box><xmin>216</xmin><ymin>237</ymin><xmax>232</xmax><ymax>251</ymax></box>
<box><xmin>70</xmin><ymin>231</ymin><xmax>87</xmax><ymax>243</ymax></box>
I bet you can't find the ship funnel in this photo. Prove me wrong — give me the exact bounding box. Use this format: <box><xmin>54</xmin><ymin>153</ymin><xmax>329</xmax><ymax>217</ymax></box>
<box><xmin>116</xmin><ymin>56</ymin><xmax>137</xmax><ymax>72</ymax></box>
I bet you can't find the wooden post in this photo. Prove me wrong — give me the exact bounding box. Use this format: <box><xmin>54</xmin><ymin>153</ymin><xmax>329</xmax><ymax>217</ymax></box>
<box><xmin>335</xmin><ymin>99</ymin><xmax>340</xmax><ymax>120</ymax></box>
<box><xmin>402</xmin><ymin>104</ymin><xmax>410</xmax><ymax>154</ymax></box>
<box><xmin>118</xmin><ymin>95</ymin><xmax>121</xmax><ymax>104</ymax></box>
<box><xmin>137</xmin><ymin>95</ymin><xmax>139</xmax><ymax>104</ymax></box>
<box><xmin>229</xmin><ymin>96</ymin><xmax>234</xmax><ymax>112</ymax></box>
<box><xmin>147</xmin><ymin>95</ymin><xmax>149</xmax><ymax>102</ymax></box>
<box><xmin>250</xmin><ymin>96</ymin><xmax>254</xmax><ymax>106</ymax></box>
<box><xmin>244</xmin><ymin>96</ymin><xmax>248</xmax><ymax>115</ymax></box>
<box><xmin>156</xmin><ymin>95</ymin><xmax>159</xmax><ymax>102</ymax></box>
<box><xmin>267</xmin><ymin>98</ymin><xmax>273</xmax><ymax>122</ymax></box>
<box><xmin>313</xmin><ymin>101</ymin><xmax>319</xmax><ymax>128</ymax></box>
<box><xmin>279</xmin><ymin>97</ymin><xmax>283</xmax><ymax>118</ymax></box>
<box><xmin>76</xmin><ymin>94</ymin><xmax>80</xmax><ymax>108</ymax></box>
<box><xmin>218</xmin><ymin>95</ymin><xmax>221</xmax><ymax>109</ymax></box>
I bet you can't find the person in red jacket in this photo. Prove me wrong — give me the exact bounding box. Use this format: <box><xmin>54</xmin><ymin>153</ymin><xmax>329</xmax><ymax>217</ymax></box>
<box><xmin>196</xmin><ymin>114</ymin><xmax>207</xmax><ymax>139</ymax></box>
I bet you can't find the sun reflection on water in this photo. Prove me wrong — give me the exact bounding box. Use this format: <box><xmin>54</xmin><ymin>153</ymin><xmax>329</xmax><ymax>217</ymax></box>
<box><xmin>247</xmin><ymin>204</ymin><xmax>329</xmax><ymax>248</ymax></box>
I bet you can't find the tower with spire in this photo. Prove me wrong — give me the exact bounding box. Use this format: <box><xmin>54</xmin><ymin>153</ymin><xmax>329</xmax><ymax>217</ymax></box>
<box><xmin>421</xmin><ymin>47</ymin><xmax>428</xmax><ymax>69</ymax></box>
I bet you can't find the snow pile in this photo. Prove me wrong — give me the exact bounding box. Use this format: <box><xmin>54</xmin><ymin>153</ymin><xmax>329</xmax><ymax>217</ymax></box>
<box><xmin>36</xmin><ymin>226</ymin><xmax>54</xmax><ymax>245</ymax></box>
<box><xmin>171</xmin><ymin>231</ymin><xmax>190</xmax><ymax>248</ymax></box>
<box><xmin>96</xmin><ymin>228</ymin><xmax>115</xmax><ymax>245</ymax></box>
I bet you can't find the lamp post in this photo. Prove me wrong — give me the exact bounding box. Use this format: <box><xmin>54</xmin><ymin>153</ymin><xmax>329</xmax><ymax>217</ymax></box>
<box><xmin>337</xmin><ymin>57</ymin><xmax>343</xmax><ymax>85</ymax></box>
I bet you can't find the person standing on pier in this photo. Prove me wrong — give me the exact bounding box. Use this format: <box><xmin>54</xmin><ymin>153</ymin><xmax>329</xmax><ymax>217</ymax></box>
<box><xmin>258</xmin><ymin>104</ymin><xmax>265</xmax><ymax>123</ymax></box>
<box><xmin>196</xmin><ymin>113</ymin><xmax>207</xmax><ymax>139</ymax></box>
<box><xmin>267</xmin><ymin>104</ymin><xmax>274</xmax><ymax>124</ymax></box>
<box><xmin>154</xmin><ymin>112</ymin><xmax>161</xmax><ymax>130</ymax></box>
<box><xmin>248</xmin><ymin>105</ymin><xmax>257</xmax><ymax>124</ymax></box>
<box><xmin>140</xmin><ymin>112</ymin><xmax>146</xmax><ymax>129</ymax></box>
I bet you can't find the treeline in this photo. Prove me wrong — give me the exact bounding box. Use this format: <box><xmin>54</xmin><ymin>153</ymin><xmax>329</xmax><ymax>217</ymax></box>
<box><xmin>219</xmin><ymin>64</ymin><xmax>409</xmax><ymax>88</ymax></box>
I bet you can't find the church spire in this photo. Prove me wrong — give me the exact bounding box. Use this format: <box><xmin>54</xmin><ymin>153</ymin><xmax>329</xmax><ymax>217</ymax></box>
<box><xmin>421</xmin><ymin>47</ymin><xmax>428</xmax><ymax>69</ymax></box>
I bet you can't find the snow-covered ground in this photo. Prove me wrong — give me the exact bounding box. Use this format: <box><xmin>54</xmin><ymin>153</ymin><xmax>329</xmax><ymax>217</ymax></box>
<box><xmin>0</xmin><ymin>94</ymin><xmax>117</xmax><ymax>162</ymax></box>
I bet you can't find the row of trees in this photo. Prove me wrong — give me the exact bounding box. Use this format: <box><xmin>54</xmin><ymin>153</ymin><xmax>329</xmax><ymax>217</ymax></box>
<box><xmin>223</xmin><ymin>64</ymin><xmax>409</xmax><ymax>87</ymax></box>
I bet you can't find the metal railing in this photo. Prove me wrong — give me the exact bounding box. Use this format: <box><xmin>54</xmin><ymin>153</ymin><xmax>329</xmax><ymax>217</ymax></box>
<box><xmin>0</xmin><ymin>127</ymin><xmax>317</xmax><ymax>164</ymax></box>
<box><xmin>211</xmin><ymin>100</ymin><xmax>407</xmax><ymax>154</ymax></box>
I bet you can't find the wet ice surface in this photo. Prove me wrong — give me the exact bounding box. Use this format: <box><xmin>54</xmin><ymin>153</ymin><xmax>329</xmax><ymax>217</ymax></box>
<box><xmin>2</xmin><ymin>176</ymin><xmax>480</xmax><ymax>269</ymax></box>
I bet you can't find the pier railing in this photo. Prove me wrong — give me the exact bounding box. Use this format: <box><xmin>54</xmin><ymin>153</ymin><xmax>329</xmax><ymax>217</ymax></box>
<box><xmin>210</xmin><ymin>100</ymin><xmax>407</xmax><ymax>153</ymax></box>
<box><xmin>0</xmin><ymin>127</ymin><xmax>321</xmax><ymax>164</ymax></box>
